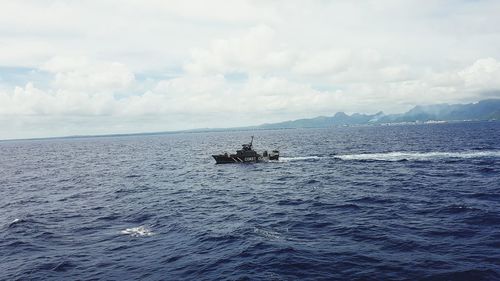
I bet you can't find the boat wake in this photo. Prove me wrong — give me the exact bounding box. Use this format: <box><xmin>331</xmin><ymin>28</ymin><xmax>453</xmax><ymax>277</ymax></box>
<box><xmin>280</xmin><ymin>150</ymin><xmax>500</xmax><ymax>162</ymax></box>
<box><xmin>279</xmin><ymin>156</ymin><xmax>322</xmax><ymax>162</ymax></box>
<box><xmin>336</xmin><ymin>150</ymin><xmax>500</xmax><ymax>161</ymax></box>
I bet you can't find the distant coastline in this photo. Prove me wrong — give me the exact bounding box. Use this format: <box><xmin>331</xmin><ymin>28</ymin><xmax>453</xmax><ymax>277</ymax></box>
<box><xmin>254</xmin><ymin>99</ymin><xmax>500</xmax><ymax>129</ymax></box>
<box><xmin>1</xmin><ymin>99</ymin><xmax>499</xmax><ymax>142</ymax></box>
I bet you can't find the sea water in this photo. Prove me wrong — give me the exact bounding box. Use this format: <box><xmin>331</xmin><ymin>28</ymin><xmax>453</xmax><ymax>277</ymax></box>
<box><xmin>1</xmin><ymin>121</ymin><xmax>499</xmax><ymax>280</ymax></box>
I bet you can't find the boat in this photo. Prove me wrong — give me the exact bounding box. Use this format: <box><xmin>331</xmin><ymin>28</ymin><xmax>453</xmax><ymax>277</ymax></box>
<box><xmin>212</xmin><ymin>136</ymin><xmax>279</xmax><ymax>164</ymax></box>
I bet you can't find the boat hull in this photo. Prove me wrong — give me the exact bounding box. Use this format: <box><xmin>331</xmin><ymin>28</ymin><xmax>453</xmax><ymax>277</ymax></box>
<box><xmin>212</xmin><ymin>155</ymin><xmax>258</xmax><ymax>164</ymax></box>
<box><xmin>211</xmin><ymin>137</ymin><xmax>279</xmax><ymax>164</ymax></box>
<box><xmin>212</xmin><ymin>154</ymin><xmax>278</xmax><ymax>164</ymax></box>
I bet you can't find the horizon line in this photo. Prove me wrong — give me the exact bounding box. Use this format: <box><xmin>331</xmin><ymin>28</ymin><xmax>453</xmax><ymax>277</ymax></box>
<box><xmin>1</xmin><ymin>98</ymin><xmax>498</xmax><ymax>142</ymax></box>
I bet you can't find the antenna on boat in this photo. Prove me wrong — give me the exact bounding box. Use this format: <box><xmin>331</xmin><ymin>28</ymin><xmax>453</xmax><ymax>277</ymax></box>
<box><xmin>250</xmin><ymin>136</ymin><xmax>254</xmax><ymax>147</ymax></box>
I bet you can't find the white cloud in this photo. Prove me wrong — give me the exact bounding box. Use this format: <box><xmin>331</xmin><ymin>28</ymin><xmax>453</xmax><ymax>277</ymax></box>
<box><xmin>0</xmin><ymin>82</ymin><xmax>117</xmax><ymax>117</ymax></box>
<box><xmin>125</xmin><ymin>74</ymin><xmax>341</xmax><ymax>117</ymax></box>
<box><xmin>292</xmin><ymin>49</ymin><xmax>352</xmax><ymax>76</ymax></box>
<box><xmin>1</xmin><ymin>1</ymin><xmax>500</xmax><ymax>139</ymax></box>
<box><xmin>42</xmin><ymin>57</ymin><xmax>135</xmax><ymax>93</ymax></box>
<box><xmin>184</xmin><ymin>25</ymin><xmax>294</xmax><ymax>75</ymax></box>
<box><xmin>458</xmin><ymin>57</ymin><xmax>500</xmax><ymax>90</ymax></box>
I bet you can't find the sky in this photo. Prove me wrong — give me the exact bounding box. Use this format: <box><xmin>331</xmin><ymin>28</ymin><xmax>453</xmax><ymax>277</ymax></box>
<box><xmin>1</xmin><ymin>0</ymin><xmax>500</xmax><ymax>139</ymax></box>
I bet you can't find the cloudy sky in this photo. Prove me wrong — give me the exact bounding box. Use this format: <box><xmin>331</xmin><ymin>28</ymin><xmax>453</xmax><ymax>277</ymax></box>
<box><xmin>1</xmin><ymin>0</ymin><xmax>500</xmax><ymax>139</ymax></box>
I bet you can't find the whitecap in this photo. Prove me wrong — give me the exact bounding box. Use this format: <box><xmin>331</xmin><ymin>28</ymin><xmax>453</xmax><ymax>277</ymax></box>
<box><xmin>5</xmin><ymin>218</ymin><xmax>22</xmax><ymax>228</ymax></box>
<box><xmin>120</xmin><ymin>226</ymin><xmax>154</xmax><ymax>237</ymax></box>
<box><xmin>253</xmin><ymin>227</ymin><xmax>282</xmax><ymax>239</ymax></box>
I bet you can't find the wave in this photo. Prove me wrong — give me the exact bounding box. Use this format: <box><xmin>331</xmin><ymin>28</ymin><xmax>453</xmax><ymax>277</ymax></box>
<box><xmin>120</xmin><ymin>226</ymin><xmax>154</xmax><ymax>237</ymax></box>
<box><xmin>335</xmin><ymin>150</ymin><xmax>500</xmax><ymax>161</ymax></box>
<box><xmin>3</xmin><ymin>218</ymin><xmax>22</xmax><ymax>229</ymax></box>
<box><xmin>7</xmin><ymin>218</ymin><xmax>34</xmax><ymax>228</ymax></box>
<box><xmin>253</xmin><ymin>227</ymin><xmax>283</xmax><ymax>239</ymax></box>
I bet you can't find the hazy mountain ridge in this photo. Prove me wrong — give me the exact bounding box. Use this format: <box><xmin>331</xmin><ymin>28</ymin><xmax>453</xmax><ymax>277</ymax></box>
<box><xmin>4</xmin><ymin>99</ymin><xmax>499</xmax><ymax>141</ymax></box>
<box><xmin>257</xmin><ymin>99</ymin><xmax>500</xmax><ymax>129</ymax></box>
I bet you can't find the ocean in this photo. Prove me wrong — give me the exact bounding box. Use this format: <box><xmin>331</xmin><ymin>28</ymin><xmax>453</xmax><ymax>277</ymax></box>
<box><xmin>1</xmin><ymin>121</ymin><xmax>499</xmax><ymax>280</ymax></box>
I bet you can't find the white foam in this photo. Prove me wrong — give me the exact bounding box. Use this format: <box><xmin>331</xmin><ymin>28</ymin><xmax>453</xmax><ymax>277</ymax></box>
<box><xmin>279</xmin><ymin>156</ymin><xmax>321</xmax><ymax>162</ymax></box>
<box><xmin>8</xmin><ymin>218</ymin><xmax>21</xmax><ymax>227</ymax></box>
<box><xmin>336</xmin><ymin>150</ymin><xmax>500</xmax><ymax>161</ymax></box>
<box><xmin>120</xmin><ymin>226</ymin><xmax>154</xmax><ymax>237</ymax></box>
<box><xmin>253</xmin><ymin>227</ymin><xmax>282</xmax><ymax>239</ymax></box>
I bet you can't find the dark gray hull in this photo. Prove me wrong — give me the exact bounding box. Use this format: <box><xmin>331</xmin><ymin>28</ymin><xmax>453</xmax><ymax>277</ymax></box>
<box><xmin>212</xmin><ymin>137</ymin><xmax>279</xmax><ymax>164</ymax></box>
<box><xmin>212</xmin><ymin>154</ymin><xmax>258</xmax><ymax>164</ymax></box>
<box><xmin>212</xmin><ymin>154</ymin><xmax>279</xmax><ymax>164</ymax></box>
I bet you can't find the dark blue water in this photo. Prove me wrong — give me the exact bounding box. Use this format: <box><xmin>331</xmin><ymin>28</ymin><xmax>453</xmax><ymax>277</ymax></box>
<box><xmin>1</xmin><ymin>122</ymin><xmax>499</xmax><ymax>280</ymax></box>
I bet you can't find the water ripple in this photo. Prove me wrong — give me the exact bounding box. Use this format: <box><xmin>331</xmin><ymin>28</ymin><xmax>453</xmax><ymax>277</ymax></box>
<box><xmin>0</xmin><ymin>122</ymin><xmax>499</xmax><ymax>280</ymax></box>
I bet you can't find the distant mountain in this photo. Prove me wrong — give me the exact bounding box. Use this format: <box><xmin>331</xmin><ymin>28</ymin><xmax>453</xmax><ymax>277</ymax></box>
<box><xmin>257</xmin><ymin>99</ymin><xmax>500</xmax><ymax>129</ymax></box>
<box><xmin>8</xmin><ymin>99</ymin><xmax>498</xmax><ymax>142</ymax></box>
